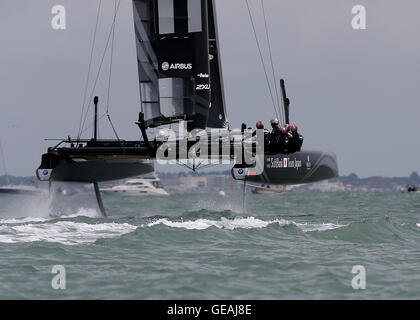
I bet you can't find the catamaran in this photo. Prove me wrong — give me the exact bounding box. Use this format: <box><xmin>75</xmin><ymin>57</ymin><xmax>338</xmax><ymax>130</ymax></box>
<box><xmin>36</xmin><ymin>0</ymin><xmax>339</xmax><ymax>216</ymax></box>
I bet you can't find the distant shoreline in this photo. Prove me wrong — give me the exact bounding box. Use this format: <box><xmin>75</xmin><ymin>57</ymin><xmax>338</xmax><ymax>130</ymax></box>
<box><xmin>2</xmin><ymin>171</ymin><xmax>418</xmax><ymax>194</ymax></box>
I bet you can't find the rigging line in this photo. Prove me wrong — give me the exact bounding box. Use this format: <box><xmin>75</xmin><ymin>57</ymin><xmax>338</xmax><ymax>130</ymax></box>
<box><xmin>105</xmin><ymin>0</ymin><xmax>122</xmax><ymax>141</ymax></box>
<box><xmin>79</xmin><ymin>0</ymin><xmax>122</xmax><ymax>138</ymax></box>
<box><xmin>245</xmin><ymin>0</ymin><xmax>278</xmax><ymax>119</ymax></box>
<box><xmin>77</xmin><ymin>0</ymin><xmax>102</xmax><ymax>141</ymax></box>
<box><xmin>106</xmin><ymin>0</ymin><xmax>117</xmax><ymax>115</ymax></box>
<box><xmin>107</xmin><ymin>115</ymin><xmax>121</xmax><ymax>141</ymax></box>
<box><xmin>80</xmin><ymin>0</ymin><xmax>121</xmax><ymax>137</ymax></box>
<box><xmin>261</xmin><ymin>0</ymin><xmax>283</xmax><ymax>123</ymax></box>
<box><xmin>80</xmin><ymin>113</ymin><xmax>107</xmax><ymax>136</ymax></box>
<box><xmin>177</xmin><ymin>160</ymin><xmax>195</xmax><ymax>171</ymax></box>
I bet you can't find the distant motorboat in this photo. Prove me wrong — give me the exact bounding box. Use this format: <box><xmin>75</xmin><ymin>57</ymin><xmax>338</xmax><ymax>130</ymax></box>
<box><xmin>251</xmin><ymin>185</ymin><xmax>291</xmax><ymax>195</ymax></box>
<box><xmin>100</xmin><ymin>174</ymin><xmax>169</xmax><ymax>196</ymax></box>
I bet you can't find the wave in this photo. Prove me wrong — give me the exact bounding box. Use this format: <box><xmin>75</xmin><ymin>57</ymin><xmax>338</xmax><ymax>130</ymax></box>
<box><xmin>0</xmin><ymin>208</ymin><xmax>102</xmax><ymax>225</ymax></box>
<box><xmin>310</xmin><ymin>217</ymin><xmax>420</xmax><ymax>243</ymax></box>
<box><xmin>144</xmin><ymin>217</ymin><xmax>345</xmax><ymax>232</ymax></box>
<box><xmin>50</xmin><ymin>207</ymin><xmax>101</xmax><ymax>219</ymax></box>
<box><xmin>0</xmin><ymin>221</ymin><xmax>137</xmax><ymax>245</ymax></box>
<box><xmin>0</xmin><ymin>217</ymin><xmax>49</xmax><ymax>225</ymax></box>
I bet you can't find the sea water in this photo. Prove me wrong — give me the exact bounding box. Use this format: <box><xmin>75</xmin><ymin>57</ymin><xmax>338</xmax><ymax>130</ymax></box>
<box><xmin>0</xmin><ymin>191</ymin><xmax>420</xmax><ymax>299</ymax></box>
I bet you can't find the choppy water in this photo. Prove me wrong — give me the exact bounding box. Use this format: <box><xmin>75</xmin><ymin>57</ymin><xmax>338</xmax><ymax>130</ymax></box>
<box><xmin>1</xmin><ymin>191</ymin><xmax>420</xmax><ymax>299</ymax></box>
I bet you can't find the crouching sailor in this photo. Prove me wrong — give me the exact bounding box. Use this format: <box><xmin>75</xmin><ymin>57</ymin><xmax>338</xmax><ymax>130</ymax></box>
<box><xmin>252</xmin><ymin>121</ymin><xmax>270</xmax><ymax>147</ymax></box>
<box><xmin>287</xmin><ymin>125</ymin><xmax>304</xmax><ymax>153</ymax></box>
<box><xmin>268</xmin><ymin>118</ymin><xmax>288</xmax><ymax>154</ymax></box>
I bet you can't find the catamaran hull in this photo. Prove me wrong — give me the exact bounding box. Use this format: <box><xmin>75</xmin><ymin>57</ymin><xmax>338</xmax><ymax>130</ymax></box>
<box><xmin>37</xmin><ymin>159</ymin><xmax>154</xmax><ymax>183</ymax></box>
<box><xmin>232</xmin><ymin>150</ymin><xmax>338</xmax><ymax>185</ymax></box>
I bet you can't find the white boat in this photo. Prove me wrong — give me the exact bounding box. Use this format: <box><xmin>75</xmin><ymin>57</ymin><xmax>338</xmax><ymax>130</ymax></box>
<box><xmin>251</xmin><ymin>185</ymin><xmax>292</xmax><ymax>194</ymax></box>
<box><xmin>100</xmin><ymin>174</ymin><xmax>169</xmax><ymax>196</ymax></box>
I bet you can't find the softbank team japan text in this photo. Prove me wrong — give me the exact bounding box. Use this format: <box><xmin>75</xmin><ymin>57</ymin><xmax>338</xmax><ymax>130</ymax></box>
<box><xmin>167</xmin><ymin>304</ymin><xmax>253</xmax><ymax>318</ymax></box>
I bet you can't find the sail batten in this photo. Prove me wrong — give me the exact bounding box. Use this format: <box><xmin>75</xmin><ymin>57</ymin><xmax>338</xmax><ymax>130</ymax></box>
<box><xmin>132</xmin><ymin>0</ymin><xmax>227</xmax><ymax>130</ymax></box>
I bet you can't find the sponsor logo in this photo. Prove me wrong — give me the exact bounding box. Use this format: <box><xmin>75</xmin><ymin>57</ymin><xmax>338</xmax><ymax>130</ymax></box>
<box><xmin>37</xmin><ymin>169</ymin><xmax>52</xmax><ymax>181</ymax></box>
<box><xmin>266</xmin><ymin>157</ymin><xmax>302</xmax><ymax>169</ymax></box>
<box><xmin>161</xmin><ymin>62</ymin><xmax>170</xmax><ymax>71</ymax></box>
<box><xmin>306</xmin><ymin>155</ymin><xmax>312</xmax><ymax>169</ymax></box>
<box><xmin>196</xmin><ymin>84</ymin><xmax>210</xmax><ymax>91</ymax></box>
<box><xmin>197</xmin><ymin>73</ymin><xmax>209</xmax><ymax>78</ymax></box>
<box><xmin>162</xmin><ymin>62</ymin><xmax>193</xmax><ymax>71</ymax></box>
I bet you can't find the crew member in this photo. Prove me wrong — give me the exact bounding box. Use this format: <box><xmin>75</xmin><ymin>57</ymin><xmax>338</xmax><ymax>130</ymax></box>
<box><xmin>252</xmin><ymin>121</ymin><xmax>270</xmax><ymax>147</ymax></box>
<box><xmin>269</xmin><ymin>119</ymin><xmax>288</xmax><ymax>154</ymax></box>
<box><xmin>254</xmin><ymin>121</ymin><xmax>264</xmax><ymax>132</ymax></box>
<box><xmin>288</xmin><ymin>124</ymin><xmax>304</xmax><ymax>153</ymax></box>
<box><xmin>270</xmin><ymin>118</ymin><xmax>281</xmax><ymax>137</ymax></box>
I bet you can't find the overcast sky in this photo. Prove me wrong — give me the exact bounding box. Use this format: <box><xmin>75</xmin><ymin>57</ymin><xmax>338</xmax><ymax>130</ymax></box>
<box><xmin>0</xmin><ymin>0</ymin><xmax>419</xmax><ymax>177</ymax></box>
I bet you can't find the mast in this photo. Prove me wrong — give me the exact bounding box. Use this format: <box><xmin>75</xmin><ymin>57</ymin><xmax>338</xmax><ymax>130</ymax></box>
<box><xmin>93</xmin><ymin>96</ymin><xmax>99</xmax><ymax>141</ymax></box>
<box><xmin>280</xmin><ymin>79</ymin><xmax>290</xmax><ymax>124</ymax></box>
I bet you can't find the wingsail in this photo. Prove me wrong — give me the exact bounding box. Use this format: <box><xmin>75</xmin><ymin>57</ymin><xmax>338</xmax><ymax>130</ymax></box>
<box><xmin>132</xmin><ymin>0</ymin><xmax>227</xmax><ymax>130</ymax></box>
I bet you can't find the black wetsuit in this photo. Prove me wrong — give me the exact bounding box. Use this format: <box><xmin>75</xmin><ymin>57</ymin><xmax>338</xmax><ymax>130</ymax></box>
<box><xmin>288</xmin><ymin>131</ymin><xmax>304</xmax><ymax>153</ymax></box>
<box><xmin>269</xmin><ymin>127</ymin><xmax>287</xmax><ymax>154</ymax></box>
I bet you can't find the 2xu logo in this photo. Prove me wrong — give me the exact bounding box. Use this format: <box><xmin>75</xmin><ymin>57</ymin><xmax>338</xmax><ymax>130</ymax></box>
<box><xmin>51</xmin><ymin>5</ymin><xmax>66</xmax><ymax>30</ymax></box>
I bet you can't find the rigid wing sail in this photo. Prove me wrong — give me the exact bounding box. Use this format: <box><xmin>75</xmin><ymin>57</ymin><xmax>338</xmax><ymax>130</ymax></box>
<box><xmin>36</xmin><ymin>0</ymin><xmax>339</xmax><ymax>216</ymax></box>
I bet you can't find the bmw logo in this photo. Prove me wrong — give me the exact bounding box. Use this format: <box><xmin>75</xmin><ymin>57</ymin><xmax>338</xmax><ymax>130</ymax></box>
<box><xmin>162</xmin><ymin>62</ymin><xmax>170</xmax><ymax>71</ymax></box>
<box><xmin>238</xmin><ymin>169</ymin><xmax>244</xmax><ymax>175</ymax></box>
<box><xmin>43</xmin><ymin>170</ymin><xmax>49</xmax><ymax>176</ymax></box>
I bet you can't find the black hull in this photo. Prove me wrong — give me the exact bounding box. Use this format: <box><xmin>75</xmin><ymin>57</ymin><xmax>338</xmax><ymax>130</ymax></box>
<box><xmin>37</xmin><ymin>140</ymin><xmax>337</xmax><ymax>186</ymax></box>
<box><xmin>37</xmin><ymin>159</ymin><xmax>154</xmax><ymax>183</ymax></box>
<box><xmin>232</xmin><ymin>150</ymin><xmax>338</xmax><ymax>185</ymax></box>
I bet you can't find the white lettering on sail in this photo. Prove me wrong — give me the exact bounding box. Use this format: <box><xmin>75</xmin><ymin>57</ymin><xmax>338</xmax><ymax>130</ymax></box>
<box><xmin>162</xmin><ymin>62</ymin><xmax>193</xmax><ymax>71</ymax></box>
<box><xmin>170</xmin><ymin>63</ymin><xmax>192</xmax><ymax>70</ymax></box>
<box><xmin>196</xmin><ymin>84</ymin><xmax>210</xmax><ymax>91</ymax></box>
